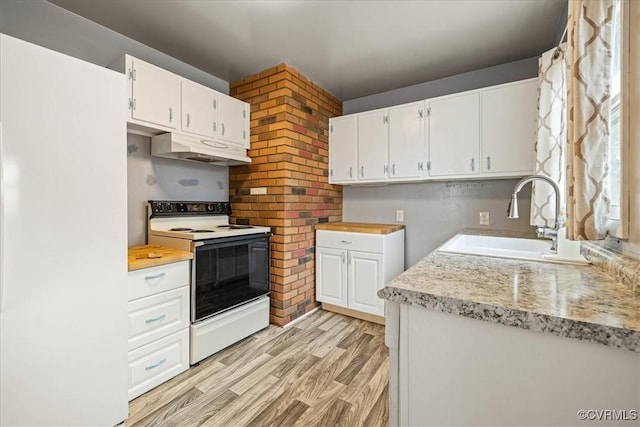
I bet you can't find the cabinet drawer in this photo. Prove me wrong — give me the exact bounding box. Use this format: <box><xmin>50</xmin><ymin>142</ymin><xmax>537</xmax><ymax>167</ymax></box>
<box><xmin>128</xmin><ymin>286</ymin><xmax>190</xmax><ymax>351</ymax></box>
<box><xmin>128</xmin><ymin>261</ymin><xmax>190</xmax><ymax>301</ymax></box>
<box><xmin>127</xmin><ymin>328</ymin><xmax>189</xmax><ymax>401</ymax></box>
<box><xmin>316</xmin><ymin>231</ymin><xmax>384</xmax><ymax>253</ymax></box>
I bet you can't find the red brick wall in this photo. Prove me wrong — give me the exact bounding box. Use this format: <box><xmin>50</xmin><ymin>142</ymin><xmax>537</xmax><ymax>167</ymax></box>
<box><xmin>229</xmin><ymin>64</ymin><xmax>343</xmax><ymax>326</ymax></box>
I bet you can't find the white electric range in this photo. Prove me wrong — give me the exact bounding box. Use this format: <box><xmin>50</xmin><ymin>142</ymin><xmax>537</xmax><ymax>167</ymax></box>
<box><xmin>147</xmin><ymin>200</ymin><xmax>272</xmax><ymax>364</ymax></box>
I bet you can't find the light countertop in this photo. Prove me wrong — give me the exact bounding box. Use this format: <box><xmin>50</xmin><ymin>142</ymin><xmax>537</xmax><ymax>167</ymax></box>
<box><xmin>315</xmin><ymin>222</ymin><xmax>404</xmax><ymax>234</ymax></box>
<box><xmin>128</xmin><ymin>245</ymin><xmax>193</xmax><ymax>271</ymax></box>
<box><xmin>378</xmin><ymin>230</ymin><xmax>640</xmax><ymax>352</ymax></box>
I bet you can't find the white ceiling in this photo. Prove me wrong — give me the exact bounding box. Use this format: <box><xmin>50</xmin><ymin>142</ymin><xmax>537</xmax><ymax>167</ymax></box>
<box><xmin>48</xmin><ymin>0</ymin><xmax>566</xmax><ymax>100</ymax></box>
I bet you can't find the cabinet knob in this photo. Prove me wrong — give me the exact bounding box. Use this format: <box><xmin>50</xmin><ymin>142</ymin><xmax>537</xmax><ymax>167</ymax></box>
<box><xmin>169</xmin><ymin>107</ymin><xmax>173</xmax><ymax>123</ymax></box>
<box><xmin>186</xmin><ymin>113</ymin><xmax>190</xmax><ymax>128</ymax></box>
<box><xmin>471</xmin><ymin>158</ymin><xmax>475</xmax><ymax>172</ymax></box>
<box><xmin>340</xmin><ymin>240</ymin><xmax>353</xmax><ymax>245</ymax></box>
<box><xmin>486</xmin><ymin>156</ymin><xmax>491</xmax><ymax>171</ymax></box>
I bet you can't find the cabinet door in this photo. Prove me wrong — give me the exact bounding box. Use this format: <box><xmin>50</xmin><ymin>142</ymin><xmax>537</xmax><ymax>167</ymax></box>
<box><xmin>428</xmin><ymin>92</ymin><xmax>480</xmax><ymax>176</ymax></box>
<box><xmin>389</xmin><ymin>101</ymin><xmax>426</xmax><ymax>179</ymax></box>
<box><xmin>181</xmin><ymin>79</ymin><xmax>217</xmax><ymax>139</ymax></box>
<box><xmin>130</xmin><ymin>57</ymin><xmax>180</xmax><ymax>129</ymax></box>
<box><xmin>218</xmin><ymin>94</ymin><xmax>249</xmax><ymax>147</ymax></box>
<box><xmin>329</xmin><ymin>115</ymin><xmax>358</xmax><ymax>183</ymax></box>
<box><xmin>316</xmin><ymin>247</ymin><xmax>348</xmax><ymax>307</ymax></box>
<box><xmin>481</xmin><ymin>79</ymin><xmax>537</xmax><ymax>174</ymax></box>
<box><xmin>358</xmin><ymin>110</ymin><xmax>388</xmax><ymax>181</ymax></box>
<box><xmin>348</xmin><ymin>251</ymin><xmax>384</xmax><ymax>316</ymax></box>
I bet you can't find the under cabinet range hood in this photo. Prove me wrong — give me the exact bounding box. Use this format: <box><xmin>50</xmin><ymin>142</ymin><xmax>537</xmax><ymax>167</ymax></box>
<box><xmin>151</xmin><ymin>133</ymin><xmax>251</xmax><ymax>166</ymax></box>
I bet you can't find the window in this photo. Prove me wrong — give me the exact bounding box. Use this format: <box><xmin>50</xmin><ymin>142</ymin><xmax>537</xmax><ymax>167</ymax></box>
<box><xmin>607</xmin><ymin>0</ymin><xmax>628</xmax><ymax>238</ymax></box>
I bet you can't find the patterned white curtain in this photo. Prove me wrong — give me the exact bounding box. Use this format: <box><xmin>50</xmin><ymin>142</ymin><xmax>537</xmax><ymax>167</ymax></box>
<box><xmin>566</xmin><ymin>0</ymin><xmax>614</xmax><ymax>240</ymax></box>
<box><xmin>531</xmin><ymin>44</ymin><xmax>566</xmax><ymax>228</ymax></box>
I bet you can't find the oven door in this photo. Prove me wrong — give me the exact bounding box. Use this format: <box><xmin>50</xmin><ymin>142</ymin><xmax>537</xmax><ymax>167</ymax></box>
<box><xmin>192</xmin><ymin>233</ymin><xmax>270</xmax><ymax>322</ymax></box>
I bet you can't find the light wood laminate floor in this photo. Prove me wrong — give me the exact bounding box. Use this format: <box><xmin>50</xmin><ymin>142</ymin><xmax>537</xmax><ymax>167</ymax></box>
<box><xmin>128</xmin><ymin>310</ymin><xmax>389</xmax><ymax>427</ymax></box>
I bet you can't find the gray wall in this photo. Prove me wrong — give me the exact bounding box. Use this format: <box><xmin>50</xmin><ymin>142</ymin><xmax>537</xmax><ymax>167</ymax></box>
<box><xmin>344</xmin><ymin>56</ymin><xmax>538</xmax><ymax>114</ymax></box>
<box><xmin>127</xmin><ymin>134</ymin><xmax>228</xmax><ymax>246</ymax></box>
<box><xmin>0</xmin><ymin>1</ymin><xmax>228</xmax><ymax>93</ymax></box>
<box><xmin>342</xmin><ymin>58</ymin><xmax>540</xmax><ymax>266</ymax></box>
<box><xmin>344</xmin><ymin>180</ymin><xmax>532</xmax><ymax>267</ymax></box>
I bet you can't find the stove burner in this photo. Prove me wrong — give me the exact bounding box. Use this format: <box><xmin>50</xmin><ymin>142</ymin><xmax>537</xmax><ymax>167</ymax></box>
<box><xmin>217</xmin><ymin>225</ymin><xmax>255</xmax><ymax>230</ymax></box>
<box><xmin>168</xmin><ymin>227</ymin><xmax>214</xmax><ymax>233</ymax></box>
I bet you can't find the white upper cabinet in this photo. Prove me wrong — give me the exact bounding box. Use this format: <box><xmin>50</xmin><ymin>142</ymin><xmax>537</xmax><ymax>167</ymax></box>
<box><xmin>328</xmin><ymin>78</ymin><xmax>537</xmax><ymax>185</ymax></box>
<box><xmin>481</xmin><ymin>78</ymin><xmax>537</xmax><ymax>175</ymax></box>
<box><xmin>127</xmin><ymin>56</ymin><xmax>180</xmax><ymax>130</ymax></box>
<box><xmin>218</xmin><ymin>94</ymin><xmax>250</xmax><ymax>148</ymax></box>
<box><xmin>428</xmin><ymin>92</ymin><xmax>480</xmax><ymax>177</ymax></box>
<box><xmin>329</xmin><ymin>115</ymin><xmax>358</xmax><ymax>182</ymax></box>
<box><xmin>357</xmin><ymin>109</ymin><xmax>389</xmax><ymax>181</ymax></box>
<box><xmin>181</xmin><ymin>79</ymin><xmax>218</xmax><ymax>139</ymax></box>
<box><xmin>388</xmin><ymin>101</ymin><xmax>427</xmax><ymax>179</ymax></box>
<box><xmin>122</xmin><ymin>55</ymin><xmax>250</xmax><ymax>151</ymax></box>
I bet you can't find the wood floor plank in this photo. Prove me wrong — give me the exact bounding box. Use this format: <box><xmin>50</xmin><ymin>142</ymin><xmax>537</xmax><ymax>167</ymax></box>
<box><xmin>127</xmin><ymin>361</ymin><xmax>227</xmax><ymax>425</ymax></box>
<box><xmin>312</xmin><ymin>397</ymin><xmax>353</xmax><ymax>426</ymax></box>
<box><xmin>243</xmin><ymin>355</ymin><xmax>320</xmax><ymax>427</ymax></box>
<box><xmin>317</xmin><ymin>311</ymin><xmax>348</xmax><ymax>331</ymax></box>
<box><xmin>245</xmin><ymin>347</ymin><xmax>348</xmax><ymax>426</ymax></box>
<box><xmin>363</xmin><ymin>384</ymin><xmax>390</xmax><ymax>427</ymax></box>
<box><xmin>127</xmin><ymin>310</ymin><xmax>389</xmax><ymax>427</ymax></box>
<box><xmin>201</xmin><ymin>374</ymin><xmax>281</xmax><ymax>427</ymax></box>
<box><xmin>196</xmin><ymin>352</ymin><xmax>273</xmax><ymax>394</ymax></box>
<box><xmin>339</xmin><ymin>351</ymin><xmax>389</xmax><ymax>424</ymax></box>
<box><xmin>128</xmin><ymin>387</ymin><xmax>203</xmax><ymax>427</ymax></box>
<box><xmin>159</xmin><ymin>389</ymin><xmax>239</xmax><ymax>427</ymax></box>
<box><xmin>310</xmin><ymin>317</ymin><xmax>357</xmax><ymax>358</ymax></box>
<box><xmin>334</xmin><ymin>333</ymin><xmax>374</xmax><ymax>385</ymax></box>
<box><xmin>269</xmin><ymin>399</ymin><xmax>310</xmax><ymax>427</ymax></box>
<box><xmin>340</xmin><ymin>346</ymin><xmax>389</xmax><ymax>405</ymax></box>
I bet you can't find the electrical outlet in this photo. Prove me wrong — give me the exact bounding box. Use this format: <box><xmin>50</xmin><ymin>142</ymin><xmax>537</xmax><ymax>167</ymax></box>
<box><xmin>396</xmin><ymin>210</ymin><xmax>405</xmax><ymax>222</ymax></box>
<box><xmin>479</xmin><ymin>211</ymin><xmax>490</xmax><ymax>225</ymax></box>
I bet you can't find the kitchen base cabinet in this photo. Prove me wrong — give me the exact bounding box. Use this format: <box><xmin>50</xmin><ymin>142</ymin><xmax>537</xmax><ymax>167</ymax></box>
<box><xmin>128</xmin><ymin>329</ymin><xmax>190</xmax><ymax>401</ymax></box>
<box><xmin>315</xmin><ymin>224</ymin><xmax>405</xmax><ymax>322</ymax></box>
<box><xmin>387</xmin><ymin>303</ymin><xmax>640</xmax><ymax>426</ymax></box>
<box><xmin>127</xmin><ymin>259</ymin><xmax>191</xmax><ymax>401</ymax></box>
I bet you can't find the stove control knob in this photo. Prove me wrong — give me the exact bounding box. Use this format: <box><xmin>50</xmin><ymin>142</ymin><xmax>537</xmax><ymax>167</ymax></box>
<box><xmin>165</xmin><ymin>203</ymin><xmax>173</xmax><ymax>212</ymax></box>
<box><xmin>207</xmin><ymin>204</ymin><xmax>215</xmax><ymax>211</ymax></box>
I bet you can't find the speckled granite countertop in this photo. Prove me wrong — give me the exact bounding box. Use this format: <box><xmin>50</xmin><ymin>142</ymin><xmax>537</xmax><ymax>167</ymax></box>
<box><xmin>378</xmin><ymin>230</ymin><xmax>640</xmax><ymax>352</ymax></box>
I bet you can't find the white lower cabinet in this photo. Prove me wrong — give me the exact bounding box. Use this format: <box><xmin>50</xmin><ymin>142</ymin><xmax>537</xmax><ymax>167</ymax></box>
<box><xmin>127</xmin><ymin>260</ymin><xmax>190</xmax><ymax>401</ymax></box>
<box><xmin>128</xmin><ymin>329</ymin><xmax>189</xmax><ymax>401</ymax></box>
<box><xmin>316</xmin><ymin>228</ymin><xmax>404</xmax><ymax>318</ymax></box>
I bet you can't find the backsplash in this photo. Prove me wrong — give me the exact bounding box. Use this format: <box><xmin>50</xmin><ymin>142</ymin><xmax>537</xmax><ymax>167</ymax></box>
<box><xmin>343</xmin><ymin>179</ymin><xmax>534</xmax><ymax>266</ymax></box>
<box><xmin>126</xmin><ymin>133</ymin><xmax>228</xmax><ymax>245</ymax></box>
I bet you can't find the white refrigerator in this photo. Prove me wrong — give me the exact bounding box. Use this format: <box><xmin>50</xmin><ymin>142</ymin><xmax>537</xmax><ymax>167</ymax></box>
<box><xmin>0</xmin><ymin>34</ymin><xmax>128</xmax><ymax>425</ymax></box>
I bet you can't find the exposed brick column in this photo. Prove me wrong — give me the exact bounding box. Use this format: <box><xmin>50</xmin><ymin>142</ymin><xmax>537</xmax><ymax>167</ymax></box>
<box><xmin>229</xmin><ymin>64</ymin><xmax>343</xmax><ymax>326</ymax></box>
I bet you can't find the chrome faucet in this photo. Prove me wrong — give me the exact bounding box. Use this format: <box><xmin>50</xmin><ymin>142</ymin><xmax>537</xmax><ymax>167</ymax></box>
<box><xmin>507</xmin><ymin>175</ymin><xmax>561</xmax><ymax>251</ymax></box>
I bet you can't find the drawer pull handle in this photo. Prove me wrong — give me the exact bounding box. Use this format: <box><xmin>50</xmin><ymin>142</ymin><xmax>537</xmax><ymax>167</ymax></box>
<box><xmin>145</xmin><ymin>358</ymin><xmax>166</xmax><ymax>371</ymax></box>
<box><xmin>144</xmin><ymin>272</ymin><xmax>166</xmax><ymax>281</ymax></box>
<box><xmin>340</xmin><ymin>240</ymin><xmax>353</xmax><ymax>245</ymax></box>
<box><xmin>145</xmin><ymin>314</ymin><xmax>166</xmax><ymax>324</ymax></box>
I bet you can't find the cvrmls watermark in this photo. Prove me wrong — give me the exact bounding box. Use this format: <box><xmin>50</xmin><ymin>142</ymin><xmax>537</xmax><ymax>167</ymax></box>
<box><xmin>577</xmin><ymin>409</ymin><xmax>638</xmax><ymax>421</ymax></box>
